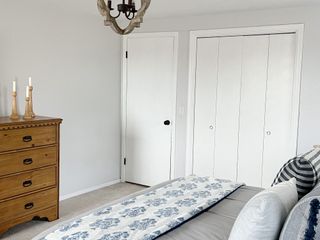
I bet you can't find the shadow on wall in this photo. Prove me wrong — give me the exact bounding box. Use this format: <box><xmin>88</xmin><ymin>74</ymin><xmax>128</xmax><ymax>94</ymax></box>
<box><xmin>0</xmin><ymin>81</ymin><xmax>8</xmax><ymax>116</ymax></box>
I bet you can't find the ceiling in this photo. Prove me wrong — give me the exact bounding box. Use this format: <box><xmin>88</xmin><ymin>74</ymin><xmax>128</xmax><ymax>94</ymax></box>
<box><xmin>146</xmin><ymin>0</ymin><xmax>319</xmax><ymax>18</ymax></box>
<box><xmin>50</xmin><ymin>0</ymin><xmax>320</xmax><ymax>19</ymax></box>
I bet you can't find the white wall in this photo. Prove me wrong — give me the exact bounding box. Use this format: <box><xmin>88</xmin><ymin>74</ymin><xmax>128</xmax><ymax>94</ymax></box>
<box><xmin>136</xmin><ymin>6</ymin><xmax>320</xmax><ymax>177</ymax></box>
<box><xmin>0</xmin><ymin>1</ymin><xmax>121</xmax><ymax>197</ymax></box>
<box><xmin>1</xmin><ymin>2</ymin><xmax>319</xmax><ymax>194</ymax></box>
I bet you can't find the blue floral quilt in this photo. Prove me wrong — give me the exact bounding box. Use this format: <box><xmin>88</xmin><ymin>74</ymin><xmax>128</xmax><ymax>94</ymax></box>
<box><xmin>34</xmin><ymin>176</ymin><xmax>243</xmax><ymax>240</ymax></box>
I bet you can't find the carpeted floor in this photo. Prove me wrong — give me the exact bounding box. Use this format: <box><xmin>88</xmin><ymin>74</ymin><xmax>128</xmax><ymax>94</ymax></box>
<box><xmin>0</xmin><ymin>183</ymin><xmax>145</xmax><ymax>240</ymax></box>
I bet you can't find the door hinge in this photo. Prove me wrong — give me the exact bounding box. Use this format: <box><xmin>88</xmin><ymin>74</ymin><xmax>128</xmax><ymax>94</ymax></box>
<box><xmin>125</xmin><ymin>51</ymin><xmax>128</xmax><ymax>59</ymax></box>
<box><xmin>124</xmin><ymin>158</ymin><xmax>127</xmax><ymax>165</ymax></box>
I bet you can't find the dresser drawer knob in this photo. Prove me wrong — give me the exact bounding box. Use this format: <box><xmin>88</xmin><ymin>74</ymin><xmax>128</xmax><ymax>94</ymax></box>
<box><xmin>22</xmin><ymin>136</ymin><xmax>33</xmax><ymax>142</ymax></box>
<box><xmin>24</xmin><ymin>202</ymin><xmax>34</xmax><ymax>210</ymax></box>
<box><xmin>23</xmin><ymin>158</ymin><xmax>33</xmax><ymax>165</ymax></box>
<box><xmin>23</xmin><ymin>180</ymin><xmax>33</xmax><ymax>187</ymax></box>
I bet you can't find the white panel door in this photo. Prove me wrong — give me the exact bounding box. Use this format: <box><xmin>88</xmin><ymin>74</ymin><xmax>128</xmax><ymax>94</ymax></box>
<box><xmin>214</xmin><ymin>37</ymin><xmax>243</xmax><ymax>181</ymax></box>
<box><xmin>125</xmin><ymin>35</ymin><xmax>176</xmax><ymax>186</ymax></box>
<box><xmin>262</xmin><ymin>34</ymin><xmax>297</xmax><ymax>187</ymax></box>
<box><xmin>193</xmin><ymin>38</ymin><xmax>219</xmax><ymax>176</ymax></box>
<box><xmin>191</xmin><ymin>31</ymin><xmax>299</xmax><ymax>187</ymax></box>
<box><xmin>237</xmin><ymin>36</ymin><xmax>269</xmax><ymax>186</ymax></box>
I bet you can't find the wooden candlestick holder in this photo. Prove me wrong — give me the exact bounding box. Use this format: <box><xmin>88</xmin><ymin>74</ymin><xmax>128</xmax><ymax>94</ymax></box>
<box><xmin>10</xmin><ymin>92</ymin><xmax>19</xmax><ymax>120</ymax></box>
<box><xmin>23</xmin><ymin>97</ymin><xmax>33</xmax><ymax>120</ymax></box>
<box><xmin>28</xmin><ymin>86</ymin><xmax>35</xmax><ymax>118</ymax></box>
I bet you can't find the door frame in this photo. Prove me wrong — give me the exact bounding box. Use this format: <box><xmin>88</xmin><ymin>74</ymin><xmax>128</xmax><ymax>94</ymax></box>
<box><xmin>121</xmin><ymin>32</ymin><xmax>179</xmax><ymax>183</ymax></box>
<box><xmin>186</xmin><ymin>24</ymin><xmax>304</xmax><ymax>176</ymax></box>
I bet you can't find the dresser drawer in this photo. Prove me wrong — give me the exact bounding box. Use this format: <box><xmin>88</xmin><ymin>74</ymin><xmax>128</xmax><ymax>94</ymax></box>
<box><xmin>0</xmin><ymin>147</ymin><xmax>57</xmax><ymax>177</ymax></box>
<box><xmin>0</xmin><ymin>188</ymin><xmax>57</xmax><ymax>224</ymax></box>
<box><xmin>0</xmin><ymin>126</ymin><xmax>56</xmax><ymax>152</ymax></box>
<box><xmin>0</xmin><ymin>167</ymin><xmax>56</xmax><ymax>200</ymax></box>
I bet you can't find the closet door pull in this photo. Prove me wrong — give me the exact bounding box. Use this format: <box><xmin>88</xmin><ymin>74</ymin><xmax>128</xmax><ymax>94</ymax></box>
<box><xmin>266</xmin><ymin>131</ymin><xmax>272</xmax><ymax>136</ymax></box>
<box><xmin>209</xmin><ymin>125</ymin><xmax>214</xmax><ymax>130</ymax></box>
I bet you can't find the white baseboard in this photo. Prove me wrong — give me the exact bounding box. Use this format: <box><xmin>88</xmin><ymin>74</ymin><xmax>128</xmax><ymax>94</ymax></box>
<box><xmin>60</xmin><ymin>179</ymin><xmax>121</xmax><ymax>201</ymax></box>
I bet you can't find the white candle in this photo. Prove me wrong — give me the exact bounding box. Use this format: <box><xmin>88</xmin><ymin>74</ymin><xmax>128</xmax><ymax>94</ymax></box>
<box><xmin>26</xmin><ymin>86</ymin><xmax>29</xmax><ymax>98</ymax></box>
<box><xmin>28</xmin><ymin>77</ymin><xmax>32</xmax><ymax>86</ymax></box>
<box><xmin>13</xmin><ymin>81</ymin><xmax>16</xmax><ymax>92</ymax></box>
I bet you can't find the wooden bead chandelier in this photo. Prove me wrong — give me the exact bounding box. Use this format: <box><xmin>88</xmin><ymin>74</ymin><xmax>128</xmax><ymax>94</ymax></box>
<box><xmin>97</xmin><ymin>0</ymin><xmax>151</xmax><ymax>35</ymax></box>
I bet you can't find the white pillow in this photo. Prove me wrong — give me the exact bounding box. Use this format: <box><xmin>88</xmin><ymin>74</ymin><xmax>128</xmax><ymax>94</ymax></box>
<box><xmin>228</xmin><ymin>178</ymin><xmax>298</xmax><ymax>240</ymax></box>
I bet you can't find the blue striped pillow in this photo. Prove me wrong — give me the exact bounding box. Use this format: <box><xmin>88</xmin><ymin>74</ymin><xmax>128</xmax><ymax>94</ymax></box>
<box><xmin>272</xmin><ymin>148</ymin><xmax>320</xmax><ymax>199</ymax></box>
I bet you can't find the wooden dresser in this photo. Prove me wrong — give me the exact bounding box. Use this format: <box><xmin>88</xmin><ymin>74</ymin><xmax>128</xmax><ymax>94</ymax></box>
<box><xmin>0</xmin><ymin>116</ymin><xmax>62</xmax><ymax>234</ymax></box>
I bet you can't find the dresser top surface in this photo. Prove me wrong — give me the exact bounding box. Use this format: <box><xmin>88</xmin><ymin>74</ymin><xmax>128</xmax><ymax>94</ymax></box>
<box><xmin>0</xmin><ymin>116</ymin><xmax>62</xmax><ymax>127</ymax></box>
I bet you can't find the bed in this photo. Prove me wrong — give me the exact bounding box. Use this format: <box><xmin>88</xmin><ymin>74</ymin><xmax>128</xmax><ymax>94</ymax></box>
<box><xmin>157</xmin><ymin>186</ymin><xmax>261</xmax><ymax>240</ymax></box>
<box><xmin>33</xmin><ymin>147</ymin><xmax>320</xmax><ymax>240</ymax></box>
<box><xmin>32</xmin><ymin>176</ymin><xmax>320</xmax><ymax>240</ymax></box>
<box><xmin>33</xmin><ymin>176</ymin><xmax>261</xmax><ymax>240</ymax></box>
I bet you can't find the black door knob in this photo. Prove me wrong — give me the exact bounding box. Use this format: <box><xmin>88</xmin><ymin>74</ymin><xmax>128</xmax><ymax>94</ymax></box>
<box><xmin>164</xmin><ymin>120</ymin><xmax>171</xmax><ymax>126</ymax></box>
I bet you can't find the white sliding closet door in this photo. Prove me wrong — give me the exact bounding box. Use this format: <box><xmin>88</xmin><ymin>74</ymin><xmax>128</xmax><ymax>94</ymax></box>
<box><xmin>193</xmin><ymin>38</ymin><xmax>219</xmax><ymax>176</ymax></box>
<box><xmin>213</xmin><ymin>37</ymin><xmax>243</xmax><ymax>181</ymax></box>
<box><xmin>192</xmin><ymin>32</ymin><xmax>299</xmax><ymax>188</ymax></box>
<box><xmin>237</xmin><ymin>36</ymin><xmax>269</xmax><ymax>186</ymax></box>
<box><xmin>262</xmin><ymin>34</ymin><xmax>297</xmax><ymax>187</ymax></box>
